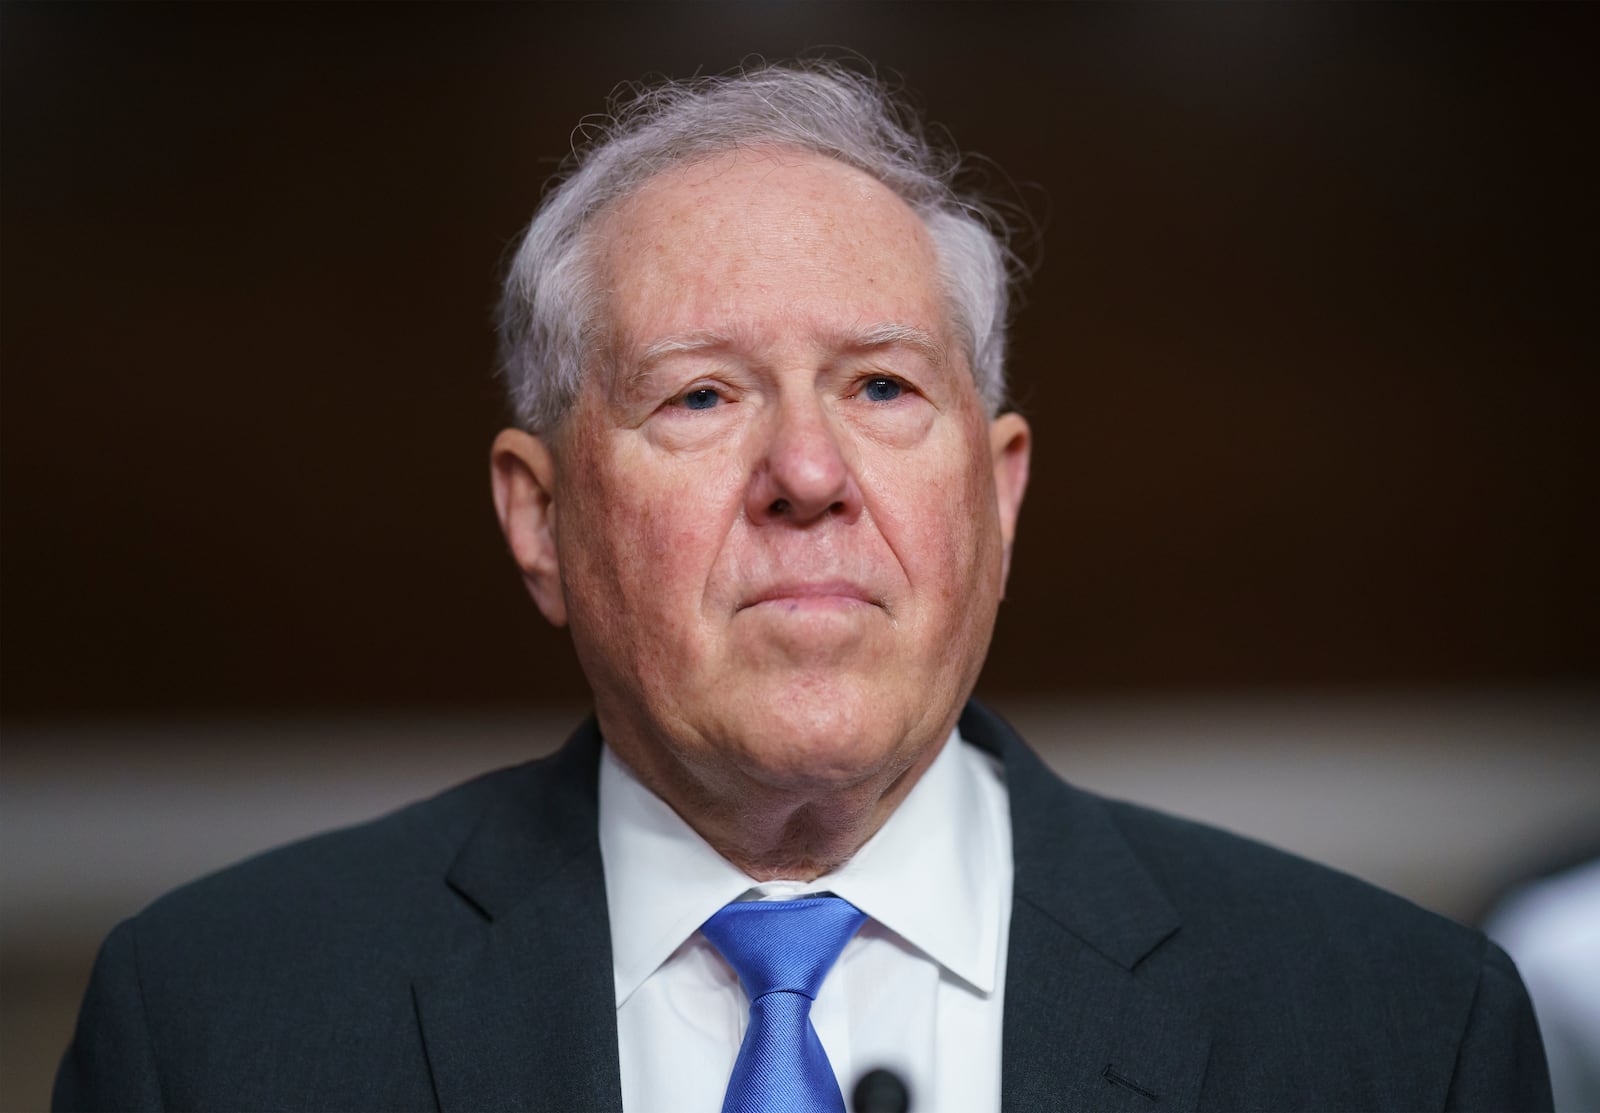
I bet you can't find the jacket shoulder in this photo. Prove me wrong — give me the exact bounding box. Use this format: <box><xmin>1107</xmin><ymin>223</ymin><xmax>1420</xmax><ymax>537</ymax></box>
<box><xmin>1101</xmin><ymin>794</ymin><xmax>1482</xmax><ymax>962</ymax></box>
<box><xmin>969</xmin><ymin>695</ymin><xmax>1550</xmax><ymax>1112</ymax></box>
<box><xmin>134</xmin><ymin>760</ymin><xmax>529</xmax><ymax>950</ymax></box>
<box><xmin>1095</xmin><ymin>795</ymin><xmax>1549</xmax><ymax>1110</ymax></box>
<box><xmin>56</xmin><ymin>756</ymin><xmax>576</xmax><ymax>1111</ymax></box>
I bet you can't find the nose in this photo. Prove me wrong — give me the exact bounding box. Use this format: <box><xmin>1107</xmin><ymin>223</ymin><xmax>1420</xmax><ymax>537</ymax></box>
<box><xmin>745</xmin><ymin>395</ymin><xmax>863</xmax><ymax>526</ymax></box>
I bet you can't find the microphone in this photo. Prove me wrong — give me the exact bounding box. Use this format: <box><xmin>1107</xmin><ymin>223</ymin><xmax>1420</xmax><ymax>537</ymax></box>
<box><xmin>852</xmin><ymin>1067</ymin><xmax>911</xmax><ymax>1113</ymax></box>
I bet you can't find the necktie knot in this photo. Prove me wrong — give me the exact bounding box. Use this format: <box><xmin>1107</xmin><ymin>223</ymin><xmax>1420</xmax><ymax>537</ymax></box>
<box><xmin>702</xmin><ymin>895</ymin><xmax>867</xmax><ymax>1000</ymax></box>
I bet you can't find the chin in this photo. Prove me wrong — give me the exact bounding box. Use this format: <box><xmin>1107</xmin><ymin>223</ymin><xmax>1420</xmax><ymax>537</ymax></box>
<box><xmin>720</xmin><ymin>677</ymin><xmax>931</xmax><ymax>790</ymax></box>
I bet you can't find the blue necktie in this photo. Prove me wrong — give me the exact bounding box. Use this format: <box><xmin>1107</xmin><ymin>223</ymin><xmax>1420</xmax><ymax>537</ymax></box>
<box><xmin>701</xmin><ymin>896</ymin><xmax>868</xmax><ymax>1113</ymax></box>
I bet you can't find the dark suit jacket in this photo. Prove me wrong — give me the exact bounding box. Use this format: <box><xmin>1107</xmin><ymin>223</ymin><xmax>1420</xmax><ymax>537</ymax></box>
<box><xmin>55</xmin><ymin>702</ymin><xmax>1551</xmax><ymax>1111</ymax></box>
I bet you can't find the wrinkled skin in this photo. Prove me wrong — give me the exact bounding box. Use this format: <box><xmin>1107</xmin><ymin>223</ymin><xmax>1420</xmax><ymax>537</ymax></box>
<box><xmin>492</xmin><ymin>148</ymin><xmax>1030</xmax><ymax>878</ymax></box>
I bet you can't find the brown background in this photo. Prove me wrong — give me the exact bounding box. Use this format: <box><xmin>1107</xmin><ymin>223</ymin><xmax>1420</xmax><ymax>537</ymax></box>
<box><xmin>4</xmin><ymin>2</ymin><xmax>1597</xmax><ymax>723</ymax></box>
<box><xmin>4</xmin><ymin>7</ymin><xmax>1600</xmax><ymax>1107</ymax></box>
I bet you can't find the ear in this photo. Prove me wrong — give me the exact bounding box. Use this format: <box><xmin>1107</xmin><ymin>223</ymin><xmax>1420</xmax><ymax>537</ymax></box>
<box><xmin>988</xmin><ymin>412</ymin><xmax>1031</xmax><ymax>595</ymax></box>
<box><xmin>490</xmin><ymin>429</ymin><xmax>568</xmax><ymax>627</ymax></box>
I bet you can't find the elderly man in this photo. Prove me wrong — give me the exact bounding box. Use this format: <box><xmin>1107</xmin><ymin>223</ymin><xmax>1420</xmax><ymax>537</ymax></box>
<box><xmin>57</xmin><ymin>63</ymin><xmax>1549</xmax><ymax>1112</ymax></box>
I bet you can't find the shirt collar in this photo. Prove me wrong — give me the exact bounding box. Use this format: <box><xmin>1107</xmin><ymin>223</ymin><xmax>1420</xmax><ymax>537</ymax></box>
<box><xmin>598</xmin><ymin>728</ymin><xmax>1005</xmax><ymax>1008</ymax></box>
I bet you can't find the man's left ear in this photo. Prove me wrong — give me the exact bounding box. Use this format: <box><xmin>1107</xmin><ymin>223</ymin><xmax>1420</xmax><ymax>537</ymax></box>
<box><xmin>490</xmin><ymin>429</ymin><xmax>568</xmax><ymax>627</ymax></box>
<box><xmin>989</xmin><ymin>412</ymin><xmax>1031</xmax><ymax>595</ymax></box>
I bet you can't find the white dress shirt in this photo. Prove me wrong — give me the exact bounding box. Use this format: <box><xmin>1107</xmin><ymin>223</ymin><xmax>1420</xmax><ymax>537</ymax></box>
<box><xmin>599</xmin><ymin>728</ymin><xmax>1013</xmax><ymax>1113</ymax></box>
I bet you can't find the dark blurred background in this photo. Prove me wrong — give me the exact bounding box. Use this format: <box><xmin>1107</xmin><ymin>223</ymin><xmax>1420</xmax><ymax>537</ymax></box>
<box><xmin>3</xmin><ymin>3</ymin><xmax>1597</xmax><ymax>1107</ymax></box>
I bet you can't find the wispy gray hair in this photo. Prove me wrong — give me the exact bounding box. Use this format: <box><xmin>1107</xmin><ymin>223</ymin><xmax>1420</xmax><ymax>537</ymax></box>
<box><xmin>496</xmin><ymin>60</ymin><xmax>1019</xmax><ymax>433</ymax></box>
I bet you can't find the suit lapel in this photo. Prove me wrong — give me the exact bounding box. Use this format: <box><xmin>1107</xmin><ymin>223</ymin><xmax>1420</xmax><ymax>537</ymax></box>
<box><xmin>412</xmin><ymin>720</ymin><xmax>624</xmax><ymax>1112</ymax></box>
<box><xmin>961</xmin><ymin>702</ymin><xmax>1212</xmax><ymax>1112</ymax></box>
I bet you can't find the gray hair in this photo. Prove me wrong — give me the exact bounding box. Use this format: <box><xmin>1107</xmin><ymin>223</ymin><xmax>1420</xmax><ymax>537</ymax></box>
<box><xmin>497</xmin><ymin>60</ymin><xmax>1018</xmax><ymax>433</ymax></box>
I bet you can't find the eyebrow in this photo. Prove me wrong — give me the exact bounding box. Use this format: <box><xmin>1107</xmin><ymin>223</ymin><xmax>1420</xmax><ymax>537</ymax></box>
<box><xmin>636</xmin><ymin>329</ymin><xmax>738</xmax><ymax>368</ymax></box>
<box><xmin>632</xmin><ymin>322</ymin><xmax>946</xmax><ymax>374</ymax></box>
<box><xmin>847</xmin><ymin>322</ymin><xmax>946</xmax><ymax>364</ymax></box>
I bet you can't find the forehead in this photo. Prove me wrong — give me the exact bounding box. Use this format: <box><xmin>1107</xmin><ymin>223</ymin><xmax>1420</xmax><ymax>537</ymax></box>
<box><xmin>591</xmin><ymin>148</ymin><xmax>950</xmax><ymax>357</ymax></box>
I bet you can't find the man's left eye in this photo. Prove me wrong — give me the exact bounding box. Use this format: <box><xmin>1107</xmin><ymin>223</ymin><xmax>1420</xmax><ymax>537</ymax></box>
<box><xmin>861</xmin><ymin>377</ymin><xmax>903</xmax><ymax>403</ymax></box>
<box><xmin>681</xmin><ymin>388</ymin><xmax>721</xmax><ymax>410</ymax></box>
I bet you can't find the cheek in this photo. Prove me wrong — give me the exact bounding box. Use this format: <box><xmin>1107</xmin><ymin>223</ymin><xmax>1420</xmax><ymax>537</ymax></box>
<box><xmin>562</xmin><ymin>449</ymin><xmax>743</xmax><ymax>644</ymax></box>
<box><xmin>863</xmin><ymin>428</ymin><xmax>1001</xmax><ymax>607</ymax></box>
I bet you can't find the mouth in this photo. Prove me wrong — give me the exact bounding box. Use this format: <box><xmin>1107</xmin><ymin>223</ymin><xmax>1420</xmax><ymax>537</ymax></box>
<box><xmin>737</xmin><ymin>580</ymin><xmax>881</xmax><ymax>613</ymax></box>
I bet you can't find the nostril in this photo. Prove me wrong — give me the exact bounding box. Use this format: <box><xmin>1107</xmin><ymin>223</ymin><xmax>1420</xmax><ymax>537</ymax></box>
<box><xmin>769</xmin><ymin>498</ymin><xmax>791</xmax><ymax>516</ymax></box>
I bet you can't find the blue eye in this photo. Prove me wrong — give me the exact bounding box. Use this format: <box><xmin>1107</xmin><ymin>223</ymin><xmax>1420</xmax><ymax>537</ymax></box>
<box><xmin>682</xmin><ymin>388</ymin><xmax>721</xmax><ymax>410</ymax></box>
<box><xmin>862</xmin><ymin>377</ymin><xmax>903</xmax><ymax>403</ymax></box>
